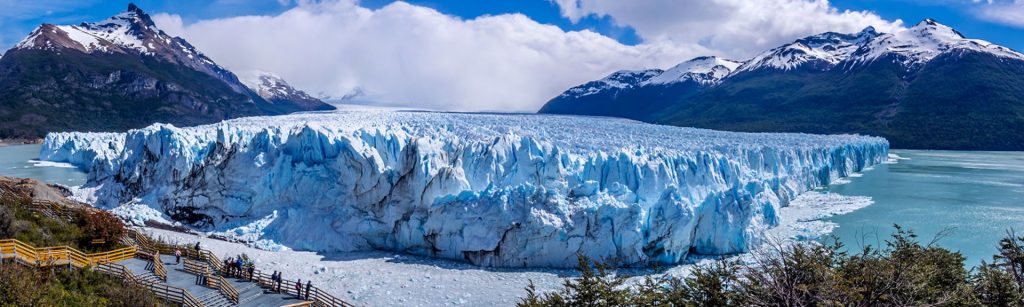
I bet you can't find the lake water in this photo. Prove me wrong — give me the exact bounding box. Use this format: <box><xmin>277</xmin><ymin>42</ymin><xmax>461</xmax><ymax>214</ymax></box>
<box><xmin>0</xmin><ymin>144</ymin><xmax>87</xmax><ymax>186</ymax></box>
<box><xmin>826</xmin><ymin>150</ymin><xmax>1024</xmax><ymax>267</ymax></box>
<box><xmin>0</xmin><ymin>144</ymin><xmax>1021</xmax><ymax>266</ymax></box>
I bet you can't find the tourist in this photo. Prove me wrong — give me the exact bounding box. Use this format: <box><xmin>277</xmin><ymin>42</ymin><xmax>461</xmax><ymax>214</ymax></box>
<box><xmin>194</xmin><ymin>242</ymin><xmax>201</xmax><ymax>253</ymax></box>
<box><xmin>224</xmin><ymin>257</ymin><xmax>232</xmax><ymax>276</ymax></box>
<box><xmin>247</xmin><ymin>263</ymin><xmax>255</xmax><ymax>281</ymax></box>
<box><xmin>295</xmin><ymin>279</ymin><xmax>302</xmax><ymax>298</ymax></box>
<box><xmin>174</xmin><ymin>249</ymin><xmax>181</xmax><ymax>264</ymax></box>
<box><xmin>271</xmin><ymin>271</ymin><xmax>279</xmax><ymax>290</ymax></box>
<box><xmin>275</xmin><ymin>272</ymin><xmax>283</xmax><ymax>292</ymax></box>
<box><xmin>236</xmin><ymin>257</ymin><xmax>244</xmax><ymax>277</ymax></box>
<box><xmin>305</xmin><ymin>280</ymin><xmax>312</xmax><ymax>300</ymax></box>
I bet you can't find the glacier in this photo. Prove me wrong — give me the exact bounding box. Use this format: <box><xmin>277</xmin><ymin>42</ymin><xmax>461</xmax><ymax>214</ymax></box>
<box><xmin>40</xmin><ymin>110</ymin><xmax>888</xmax><ymax>268</ymax></box>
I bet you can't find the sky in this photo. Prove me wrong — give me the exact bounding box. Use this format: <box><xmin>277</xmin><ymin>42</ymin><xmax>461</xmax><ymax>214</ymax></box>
<box><xmin>0</xmin><ymin>0</ymin><xmax>1022</xmax><ymax>111</ymax></box>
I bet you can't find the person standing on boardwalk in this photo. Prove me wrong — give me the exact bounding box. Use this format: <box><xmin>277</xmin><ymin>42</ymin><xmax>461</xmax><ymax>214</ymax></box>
<box><xmin>174</xmin><ymin>249</ymin><xmax>181</xmax><ymax>264</ymax></box>
<box><xmin>270</xmin><ymin>271</ymin><xmax>279</xmax><ymax>291</ymax></box>
<box><xmin>194</xmin><ymin>242</ymin><xmax>201</xmax><ymax>254</ymax></box>
<box><xmin>247</xmin><ymin>263</ymin><xmax>255</xmax><ymax>281</ymax></box>
<box><xmin>236</xmin><ymin>257</ymin><xmax>244</xmax><ymax>278</ymax></box>
<box><xmin>305</xmin><ymin>280</ymin><xmax>312</xmax><ymax>300</ymax></box>
<box><xmin>295</xmin><ymin>279</ymin><xmax>302</xmax><ymax>298</ymax></box>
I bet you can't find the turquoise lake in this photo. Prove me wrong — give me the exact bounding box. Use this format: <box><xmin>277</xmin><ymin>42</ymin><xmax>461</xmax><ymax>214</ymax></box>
<box><xmin>1</xmin><ymin>145</ymin><xmax>1021</xmax><ymax>266</ymax></box>
<box><xmin>826</xmin><ymin>150</ymin><xmax>1024</xmax><ymax>267</ymax></box>
<box><xmin>0</xmin><ymin>144</ymin><xmax>87</xmax><ymax>186</ymax></box>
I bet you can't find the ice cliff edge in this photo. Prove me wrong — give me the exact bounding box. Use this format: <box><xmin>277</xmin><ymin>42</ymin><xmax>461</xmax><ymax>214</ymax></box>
<box><xmin>40</xmin><ymin>111</ymin><xmax>888</xmax><ymax>268</ymax></box>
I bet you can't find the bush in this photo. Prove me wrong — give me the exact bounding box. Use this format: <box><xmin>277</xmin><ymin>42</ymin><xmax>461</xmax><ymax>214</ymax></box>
<box><xmin>80</xmin><ymin>210</ymin><xmax>125</xmax><ymax>248</ymax></box>
<box><xmin>0</xmin><ymin>204</ymin><xmax>13</xmax><ymax>238</ymax></box>
<box><xmin>0</xmin><ymin>263</ymin><xmax>165</xmax><ymax>306</ymax></box>
<box><xmin>520</xmin><ymin>226</ymin><xmax>1024</xmax><ymax>307</ymax></box>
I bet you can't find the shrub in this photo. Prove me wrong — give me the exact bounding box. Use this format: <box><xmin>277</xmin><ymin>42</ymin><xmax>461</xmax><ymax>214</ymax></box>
<box><xmin>0</xmin><ymin>263</ymin><xmax>165</xmax><ymax>306</ymax></box>
<box><xmin>0</xmin><ymin>204</ymin><xmax>13</xmax><ymax>238</ymax></box>
<box><xmin>80</xmin><ymin>210</ymin><xmax>125</xmax><ymax>248</ymax></box>
<box><xmin>519</xmin><ymin>226</ymin><xmax>1023</xmax><ymax>307</ymax></box>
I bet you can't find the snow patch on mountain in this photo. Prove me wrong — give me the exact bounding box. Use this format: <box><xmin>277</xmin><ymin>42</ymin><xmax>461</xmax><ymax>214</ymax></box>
<box><xmin>644</xmin><ymin>56</ymin><xmax>742</xmax><ymax>86</ymax></box>
<box><xmin>558</xmin><ymin>56</ymin><xmax>742</xmax><ymax>99</ymax></box>
<box><xmin>41</xmin><ymin>110</ymin><xmax>888</xmax><ymax>268</ymax></box>
<box><xmin>559</xmin><ymin>69</ymin><xmax>662</xmax><ymax>98</ymax></box>
<box><xmin>739</xmin><ymin>19</ymin><xmax>1024</xmax><ymax>72</ymax></box>
<box><xmin>240</xmin><ymin>71</ymin><xmax>319</xmax><ymax>105</ymax></box>
<box><xmin>13</xmin><ymin>4</ymin><xmax>248</xmax><ymax>95</ymax></box>
<box><xmin>852</xmin><ymin>19</ymin><xmax>1024</xmax><ymax>67</ymax></box>
<box><xmin>738</xmin><ymin>27</ymin><xmax>878</xmax><ymax>72</ymax></box>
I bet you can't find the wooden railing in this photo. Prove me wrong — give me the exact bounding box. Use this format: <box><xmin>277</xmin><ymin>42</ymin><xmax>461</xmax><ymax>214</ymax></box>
<box><xmin>183</xmin><ymin>258</ymin><xmax>206</xmax><ymax>275</ymax></box>
<box><xmin>125</xmin><ymin>229</ymin><xmax>356</xmax><ymax>307</ymax></box>
<box><xmin>0</xmin><ymin>240</ymin><xmax>202</xmax><ymax>306</ymax></box>
<box><xmin>211</xmin><ymin>274</ymin><xmax>240</xmax><ymax>304</ymax></box>
<box><xmin>0</xmin><ymin>239</ymin><xmax>136</xmax><ymax>268</ymax></box>
<box><xmin>94</xmin><ymin>262</ymin><xmax>203</xmax><ymax>307</ymax></box>
<box><xmin>152</xmin><ymin>251</ymin><xmax>168</xmax><ymax>281</ymax></box>
<box><xmin>241</xmin><ymin>269</ymin><xmax>354</xmax><ymax>307</ymax></box>
<box><xmin>140</xmin><ymin>277</ymin><xmax>204</xmax><ymax>307</ymax></box>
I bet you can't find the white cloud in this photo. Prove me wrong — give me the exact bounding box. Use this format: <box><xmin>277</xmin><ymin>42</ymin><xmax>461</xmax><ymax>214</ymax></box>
<box><xmin>552</xmin><ymin>0</ymin><xmax>903</xmax><ymax>59</ymax></box>
<box><xmin>152</xmin><ymin>0</ymin><xmax>902</xmax><ymax>112</ymax></box>
<box><xmin>974</xmin><ymin>0</ymin><xmax>1024</xmax><ymax>28</ymax></box>
<box><xmin>153</xmin><ymin>0</ymin><xmax>699</xmax><ymax>112</ymax></box>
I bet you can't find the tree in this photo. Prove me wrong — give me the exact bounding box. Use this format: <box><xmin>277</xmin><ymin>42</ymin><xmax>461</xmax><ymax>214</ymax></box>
<box><xmin>80</xmin><ymin>210</ymin><xmax>125</xmax><ymax>247</ymax></box>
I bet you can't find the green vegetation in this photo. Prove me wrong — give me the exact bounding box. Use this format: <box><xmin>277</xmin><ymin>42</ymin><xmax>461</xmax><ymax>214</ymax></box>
<box><xmin>0</xmin><ymin>195</ymin><xmax>124</xmax><ymax>252</ymax></box>
<box><xmin>0</xmin><ymin>190</ymin><xmax>162</xmax><ymax>306</ymax></box>
<box><xmin>0</xmin><ymin>263</ymin><xmax>165</xmax><ymax>307</ymax></box>
<box><xmin>0</xmin><ymin>48</ymin><xmax>262</xmax><ymax>139</ymax></box>
<box><xmin>520</xmin><ymin>226</ymin><xmax>1024</xmax><ymax>306</ymax></box>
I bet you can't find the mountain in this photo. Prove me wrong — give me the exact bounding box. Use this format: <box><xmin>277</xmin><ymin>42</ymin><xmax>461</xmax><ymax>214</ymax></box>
<box><xmin>240</xmin><ymin>72</ymin><xmax>332</xmax><ymax>112</ymax></box>
<box><xmin>0</xmin><ymin>4</ymin><xmax>333</xmax><ymax>139</ymax></box>
<box><xmin>540</xmin><ymin>20</ymin><xmax>1024</xmax><ymax>150</ymax></box>
<box><xmin>539</xmin><ymin>56</ymin><xmax>741</xmax><ymax>119</ymax></box>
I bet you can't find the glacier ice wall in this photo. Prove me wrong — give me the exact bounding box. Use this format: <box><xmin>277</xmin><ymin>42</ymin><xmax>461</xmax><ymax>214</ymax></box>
<box><xmin>41</xmin><ymin>111</ymin><xmax>888</xmax><ymax>268</ymax></box>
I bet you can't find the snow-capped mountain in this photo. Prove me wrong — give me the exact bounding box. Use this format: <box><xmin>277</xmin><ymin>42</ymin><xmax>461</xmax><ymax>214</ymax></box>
<box><xmin>850</xmin><ymin>19</ymin><xmax>1024</xmax><ymax>68</ymax></box>
<box><xmin>40</xmin><ymin>110</ymin><xmax>887</xmax><ymax>267</ymax></box>
<box><xmin>540</xmin><ymin>56</ymin><xmax>742</xmax><ymax>119</ymax></box>
<box><xmin>738</xmin><ymin>19</ymin><xmax>1024</xmax><ymax>72</ymax></box>
<box><xmin>645</xmin><ymin>56</ymin><xmax>742</xmax><ymax>86</ymax></box>
<box><xmin>540</xmin><ymin>19</ymin><xmax>1024</xmax><ymax>150</ymax></box>
<box><xmin>556</xmin><ymin>56</ymin><xmax>741</xmax><ymax>100</ymax></box>
<box><xmin>0</xmin><ymin>4</ymin><xmax>333</xmax><ymax>139</ymax></box>
<box><xmin>558</xmin><ymin>69</ymin><xmax>663</xmax><ymax>99</ymax></box>
<box><xmin>15</xmin><ymin>3</ymin><xmax>249</xmax><ymax>94</ymax></box>
<box><xmin>737</xmin><ymin>27</ymin><xmax>879</xmax><ymax>72</ymax></box>
<box><xmin>240</xmin><ymin>72</ymin><xmax>331</xmax><ymax>111</ymax></box>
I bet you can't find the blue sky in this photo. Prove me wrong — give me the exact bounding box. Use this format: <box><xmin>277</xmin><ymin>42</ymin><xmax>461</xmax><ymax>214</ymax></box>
<box><xmin>1</xmin><ymin>0</ymin><xmax>1022</xmax><ymax>111</ymax></box>
<box><xmin>1</xmin><ymin>0</ymin><xmax>1021</xmax><ymax>52</ymax></box>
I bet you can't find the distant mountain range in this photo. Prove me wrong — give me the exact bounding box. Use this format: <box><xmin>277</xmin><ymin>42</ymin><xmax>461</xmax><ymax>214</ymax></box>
<box><xmin>0</xmin><ymin>4</ymin><xmax>333</xmax><ymax>139</ymax></box>
<box><xmin>541</xmin><ymin>20</ymin><xmax>1024</xmax><ymax>150</ymax></box>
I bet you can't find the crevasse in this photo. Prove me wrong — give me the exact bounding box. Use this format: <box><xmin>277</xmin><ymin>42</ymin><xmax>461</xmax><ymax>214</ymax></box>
<box><xmin>40</xmin><ymin>110</ymin><xmax>888</xmax><ymax>268</ymax></box>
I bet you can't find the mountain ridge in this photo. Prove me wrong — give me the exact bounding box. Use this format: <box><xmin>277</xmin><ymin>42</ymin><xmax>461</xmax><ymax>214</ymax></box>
<box><xmin>540</xmin><ymin>19</ymin><xmax>1024</xmax><ymax>150</ymax></box>
<box><xmin>0</xmin><ymin>3</ymin><xmax>333</xmax><ymax>139</ymax></box>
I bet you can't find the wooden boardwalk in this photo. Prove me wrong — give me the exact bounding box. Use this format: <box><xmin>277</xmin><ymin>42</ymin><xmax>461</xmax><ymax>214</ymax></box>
<box><xmin>1</xmin><ymin>235</ymin><xmax>352</xmax><ymax>307</ymax></box>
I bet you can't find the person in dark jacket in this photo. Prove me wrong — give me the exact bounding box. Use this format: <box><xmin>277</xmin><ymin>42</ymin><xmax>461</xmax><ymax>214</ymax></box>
<box><xmin>247</xmin><ymin>264</ymin><xmax>255</xmax><ymax>281</ymax></box>
<box><xmin>270</xmin><ymin>271</ymin><xmax>278</xmax><ymax>290</ymax></box>
<box><xmin>276</xmin><ymin>272</ymin><xmax>283</xmax><ymax>292</ymax></box>
<box><xmin>305</xmin><ymin>280</ymin><xmax>312</xmax><ymax>300</ymax></box>
<box><xmin>295</xmin><ymin>279</ymin><xmax>302</xmax><ymax>299</ymax></box>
